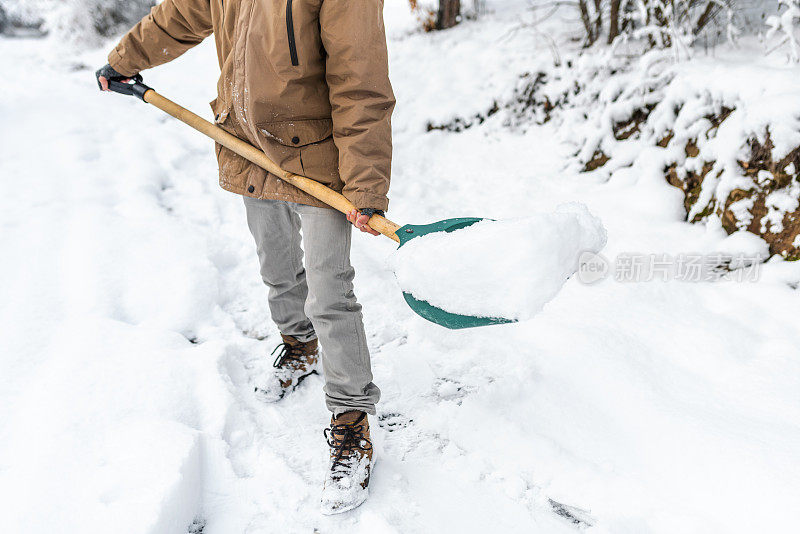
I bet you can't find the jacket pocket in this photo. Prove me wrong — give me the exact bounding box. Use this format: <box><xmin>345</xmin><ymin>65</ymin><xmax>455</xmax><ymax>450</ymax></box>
<box><xmin>256</xmin><ymin>118</ymin><xmax>340</xmax><ymax>187</ymax></box>
<box><xmin>256</xmin><ymin>118</ymin><xmax>332</xmax><ymax>147</ymax></box>
<box><xmin>286</xmin><ymin>0</ymin><xmax>299</xmax><ymax>66</ymax></box>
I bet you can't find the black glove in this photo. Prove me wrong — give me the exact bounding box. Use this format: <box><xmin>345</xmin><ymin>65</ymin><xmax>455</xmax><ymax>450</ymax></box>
<box><xmin>95</xmin><ymin>64</ymin><xmax>131</xmax><ymax>90</ymax></box>
<box><xmin>359</xmin><ymin>208</ymin><xmax>384</xmax><ymax>218</ymax></box>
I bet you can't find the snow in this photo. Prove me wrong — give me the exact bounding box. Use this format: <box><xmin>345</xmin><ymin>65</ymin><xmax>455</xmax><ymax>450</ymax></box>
<box><xmin>392</xmin><ymin>203</ymin><xmax>607</xmax><ymax>320</ymax></box>
<box><xmin>763</xmin><ymin>182</ymin><xmax>800</xmax><ymax>233</ymax></box>
<box><xmin>2</xmin><ymin>1</ymin><xmax>800</xmax><ymax>533</ymax></box>
<box><xmin>715</xmin><ymin>230</ymin><xmax>771</xmax><ymax>259</ymax></box>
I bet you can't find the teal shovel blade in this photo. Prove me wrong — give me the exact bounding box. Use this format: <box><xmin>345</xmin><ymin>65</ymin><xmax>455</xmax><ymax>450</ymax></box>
<box><xmin>396</xmin><ymin>218</ymin><xmax>517</xmax><ymax>330</ymax></box>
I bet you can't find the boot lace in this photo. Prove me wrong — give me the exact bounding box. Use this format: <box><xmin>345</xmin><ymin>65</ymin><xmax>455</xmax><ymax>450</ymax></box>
<box><xmin>271</xmin><ymin>342</ymin><xmax>306</xmax><ymax>369</ymax></box>
<box><xmin>324</xmin><ymin>413</ymin><xmax>373</xmax><ymax>474</ymax></box>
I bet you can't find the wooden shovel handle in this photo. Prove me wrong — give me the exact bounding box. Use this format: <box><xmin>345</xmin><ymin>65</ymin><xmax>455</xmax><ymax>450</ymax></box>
<box><xmin>143</xmin><ymin>89</ymin><xmax>401</xmax><ymax>242</ymax></box>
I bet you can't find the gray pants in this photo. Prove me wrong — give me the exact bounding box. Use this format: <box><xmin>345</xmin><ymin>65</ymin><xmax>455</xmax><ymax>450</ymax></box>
<box><xmin>243</xmin><ymin>196</ymin><xmax>380</xmax><ymax>415</ymax></box>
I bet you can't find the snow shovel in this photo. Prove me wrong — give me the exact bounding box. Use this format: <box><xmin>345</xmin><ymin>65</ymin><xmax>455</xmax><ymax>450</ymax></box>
<box><xmin>105</xmin><ymin>77</ymin><xmax>515</xmax><ymax>329</ymax></box>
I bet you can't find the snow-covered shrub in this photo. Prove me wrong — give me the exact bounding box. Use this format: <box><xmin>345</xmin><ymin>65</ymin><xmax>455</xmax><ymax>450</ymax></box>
<box><xmin>559</xmin><ymin>54</ymin><xmax>800</xmax><ymax>259</ymax></box>
<box><xmin>1</xmin><ymin>0</ymin><xmax>154</xmax><ymax>45</ymax></box>
<box><xmin>576</xmin><ymin>0</ymin><xmax>740</xmax><ymax>56</ymax></box>
<box><xmin>49</xmin><ymin>0</ymin><xmax>156</xmax><ymax>46</ymax></box>
<box><xmin>0</xmin><ymin>0</ymin><xmax>46</xmax><ymax>34</ymax></box>
<box><xmin>614</xmin><ymin>0</ymin><xmax>698</xmax><ymax>57</ymax></box>
<box><xmin>440</xmin><ymin>46</ymin><xmax>800</xmax><ymax>259</ymax></box>
<box><xmin>426</xmin><ymin>68</ymin><xmax>577</xmax><ymax>132</ymax></box>
<box><xmin>765</xmin><ymin>0</ymin><xmax>800</xmax><ymax>62</ymax></box>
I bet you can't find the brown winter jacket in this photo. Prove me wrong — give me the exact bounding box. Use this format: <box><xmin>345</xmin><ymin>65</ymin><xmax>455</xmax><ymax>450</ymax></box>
<box><xmin>108</xmin><ymin>0</ymin><xmax>395</xmax><ymax>210</ymax></box>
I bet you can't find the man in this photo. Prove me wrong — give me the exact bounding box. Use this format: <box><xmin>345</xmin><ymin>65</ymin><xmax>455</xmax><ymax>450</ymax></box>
<box><xmin>96</xmin><ymin>0</ymin><xmax>394</xmax><ymax>514</ymax></box>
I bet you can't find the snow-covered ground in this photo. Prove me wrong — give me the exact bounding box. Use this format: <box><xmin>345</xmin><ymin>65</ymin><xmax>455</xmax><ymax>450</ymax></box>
<box><xmin>2</xmin><ymin>1</ymin><xmax>800</xmax><ymax>532</ymax></box>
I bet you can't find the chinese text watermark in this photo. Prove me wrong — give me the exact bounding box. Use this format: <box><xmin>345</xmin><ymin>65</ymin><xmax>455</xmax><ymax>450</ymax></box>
<box><xmin>577</xmin><ymin>252</ymin><xmax>764</xmax><ymax>284</ymax></box>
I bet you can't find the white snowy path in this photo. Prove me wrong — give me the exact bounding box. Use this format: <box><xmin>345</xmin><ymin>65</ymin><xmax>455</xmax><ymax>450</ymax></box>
<box><xmin>2</xmin><ymin>2</ymin><xmax>800</xmax><ymax>533</ymax></box>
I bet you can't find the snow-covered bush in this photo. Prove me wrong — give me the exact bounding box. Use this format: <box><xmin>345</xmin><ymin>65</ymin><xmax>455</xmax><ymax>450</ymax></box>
<box><xmin>765</xmin><ymin>0</ymin><xmax>800</xmax><ymax>62</ymax></box>
<box><xmin>0</xmin><ymin>0</ymin><xmax>46</xmax><ymax>34</ymax></box>
<box><xmin>555</xmin><ymin>53</ymin><xmax>800</xmax><ymax>259</ymax></box>
<box><xmin>51</xmin><ymin>0</ymin><xmax>155</xmax><ymax>45</ymax></box>
<box><xmin>0</xmin><ymin>0</ymin><xmax>154</xmax><ymax>45</ymax></box>
<box><xmin>432</xmin><ymin>45</ymin><xmax>800</xmax><ymax>259</ymax></box>
<box><xmin>576</xmin><ymin>0</ymin><xmax>740</xmax><ymax>55</ymax></box>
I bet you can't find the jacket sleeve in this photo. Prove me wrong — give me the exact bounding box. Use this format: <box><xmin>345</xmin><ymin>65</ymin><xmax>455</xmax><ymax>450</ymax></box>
<box><xmin>108</xmin><ymin>0</ymin><xmax>213</xmax><ymax>77</ymax></box>
<box><xmin>319</xmin><ymin>0</ymin><xmax>396</xmax><ymax>211</ymax></box>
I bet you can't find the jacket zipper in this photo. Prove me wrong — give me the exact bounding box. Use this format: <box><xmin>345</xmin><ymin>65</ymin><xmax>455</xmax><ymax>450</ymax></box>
<box><xmin>286</xmin><ymin>0</ymin><xmax>299</xmax><ymax>66</ymax></box>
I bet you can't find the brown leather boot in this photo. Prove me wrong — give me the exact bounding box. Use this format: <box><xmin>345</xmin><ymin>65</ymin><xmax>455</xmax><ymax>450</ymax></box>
<box><xmin>254</xmin><ymin>334</ymin><xmax>320</xmax><ymax>402</ymax></box>
<box><xmin>320</xmin><ymin>410</ymin><xmax>374</xmax><ymax>514</ymax></box>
